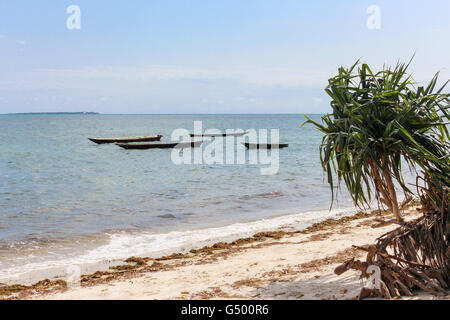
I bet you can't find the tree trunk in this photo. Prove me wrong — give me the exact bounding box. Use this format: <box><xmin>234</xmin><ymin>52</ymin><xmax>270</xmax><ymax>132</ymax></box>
<box><xmin>369</xmin><ymin>160</ymin><xmax>393</xmax><ymax>211</ymax></box>
<box><xmin>382</xmin><ymin>166</ymin><xmax>403</xmax><ymax>223</ymax></box>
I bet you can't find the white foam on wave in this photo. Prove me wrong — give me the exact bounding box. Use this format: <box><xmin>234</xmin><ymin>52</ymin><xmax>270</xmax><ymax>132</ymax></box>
<box><xmin>0</xmin><ymin>206</ymin><xmax>357</xmax><ymax>283</ymax></box>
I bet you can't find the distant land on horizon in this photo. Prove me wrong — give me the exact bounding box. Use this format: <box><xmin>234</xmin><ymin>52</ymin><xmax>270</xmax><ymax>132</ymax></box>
<box><xmin>2</xmin><ymin>112</ymin><xmax>327</xmax><ymax>116</ymax></box>
<box><xmin>3</xmin><ymin>112</ymin><xmax>320</xmax><ymax>115</ymax></box>
<box><xmin>7</xmin><ymin>112</ymin><xmax>100</xmax><ymax>115</ymax></box>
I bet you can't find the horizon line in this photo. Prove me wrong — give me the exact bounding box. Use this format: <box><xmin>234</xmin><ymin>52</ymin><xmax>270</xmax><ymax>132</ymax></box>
<box><xmin>2</xmin><ymin>113</ymin><xmax>326</xmax><ymax>116</ymax></box>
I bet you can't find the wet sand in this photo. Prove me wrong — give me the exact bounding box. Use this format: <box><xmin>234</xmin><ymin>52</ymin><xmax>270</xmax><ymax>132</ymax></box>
<box><xmin>3</xmin><ymin>206</ymin><xmax>447</xmax><ymax>300</ymax></box>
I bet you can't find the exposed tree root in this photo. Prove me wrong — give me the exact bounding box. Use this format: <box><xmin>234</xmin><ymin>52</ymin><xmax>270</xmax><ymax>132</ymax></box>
<box><xmin>335</xmin><ymin>213</ymin><xmax>449</xmax><ymax>299</ymax></box>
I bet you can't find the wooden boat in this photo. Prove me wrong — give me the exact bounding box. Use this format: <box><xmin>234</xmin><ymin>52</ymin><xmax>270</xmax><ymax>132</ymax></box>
<box><xmin>115</xmin><ymin>140</ymin><xmax>203</xmax><ymax>150</ymax></box>
<box><xmin>190</xmin><ymin>131</ymin><xmax>249</xmax><ymax>137</ymax></box>
<box><xmin>242</xmin><ymin>142</ymin><xmax>289</xmax><ymax>149</ymax></box>
<box><xmin>88</xmin><ymin>135</ymin><xmax>162</xmax><ymax>144</ymax></box>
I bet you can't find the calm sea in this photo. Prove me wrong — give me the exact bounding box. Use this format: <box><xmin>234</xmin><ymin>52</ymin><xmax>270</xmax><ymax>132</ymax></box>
<box><xmin>0</xmin><ymin>114</ymin><xmax>356</xmax><ymax>282</ymax></box>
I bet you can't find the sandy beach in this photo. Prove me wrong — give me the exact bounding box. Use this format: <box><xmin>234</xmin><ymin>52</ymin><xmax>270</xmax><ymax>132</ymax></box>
<box><xmin>1</xmin><ymin>207</ymin><xmax>445</xmax><ymax>300</ymax></box>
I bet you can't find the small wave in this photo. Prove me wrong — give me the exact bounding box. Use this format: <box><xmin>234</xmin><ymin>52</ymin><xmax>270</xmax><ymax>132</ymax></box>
<box><xmin>0</xmin><ymin>206</ymin><xmax>357</xmax><ymax>283</ymax></box>
<box><xmin>239</xmin><ymin>191</ymin><xmax>284</xmax><ymax>200</ymax></box>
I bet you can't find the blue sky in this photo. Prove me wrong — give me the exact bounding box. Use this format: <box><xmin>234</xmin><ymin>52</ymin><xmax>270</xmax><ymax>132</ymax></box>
<box><xmin>0</xmin><ymin>0</ymin><xmax>449</xmax><ymax>114</ymax></box>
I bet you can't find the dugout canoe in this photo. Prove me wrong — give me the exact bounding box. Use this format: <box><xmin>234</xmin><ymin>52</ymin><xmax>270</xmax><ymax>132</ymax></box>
<box><xmin>189</xmin><ymin>131</ymin><xmax>249</xmax><ymax>137</ymax></box>
<box><xmin>115</xmin><ymin>141</ymin><xmax>203</xmax><ymax>149</ymax></box>
<box><xmin>242</xmin><ymin>142</ymin><xmax>289</xmax><ymax>149</ymax></box>
<box><xmin>88</xmin><ymin>135</ymin><xmax>162</xmax><ymax>144</ymax></box>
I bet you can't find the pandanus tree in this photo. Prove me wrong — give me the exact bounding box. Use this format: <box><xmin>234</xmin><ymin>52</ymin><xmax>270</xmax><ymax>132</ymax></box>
<box><xmin>303</xmin><ymin>59</ymin><xmax>450</xmax><ymax>298</ymax></box>
<box><xmin>303</xmin><ymin>59</ymin><xmax>449</xmax><ymax>223</ymax></box>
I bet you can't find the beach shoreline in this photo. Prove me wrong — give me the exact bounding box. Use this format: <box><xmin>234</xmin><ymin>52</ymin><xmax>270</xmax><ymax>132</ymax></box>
<box><xmin>0</xmin><ymin>205</ymin><xmax>360</xmax><ymax>286</ymax></box>
<box><xmin>3</xmin><ymin>206</ymin><xmax>447</xmax><ymax>300</ymax></box>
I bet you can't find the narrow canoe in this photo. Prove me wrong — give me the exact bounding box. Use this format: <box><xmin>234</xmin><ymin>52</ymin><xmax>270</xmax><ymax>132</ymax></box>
<box><xmin>88</xmin><ymin>135</ymin><xmax>162</xmax><ymax>144</ymax></box>
<box><xmin>115</xmin><ymin>141</ymin><xmax>203</xmax><ymax>150</ymax></box>
<box><xmin>242</xmin><ymin>142</ymin><xmax>289</xmax><ymax>149</ymax></box>
<box><xmin>190</xmin><ymin>131</ymin><xmax>249</xmax><ymax>137</ymax></box>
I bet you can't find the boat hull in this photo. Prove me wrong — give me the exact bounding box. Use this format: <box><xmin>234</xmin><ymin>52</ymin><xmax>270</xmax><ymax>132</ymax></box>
<box><xmin>116</xmin><ymin>141</ymin><xmax>203</xmax><ymax>149</ymax></box>
<box><xmin>89</xmin><ymin>135</ymin><xmax>162</xmax><ymax>144</ymax></box>
<box><xmin>190</xmin><ymin>131</ymin><xmax>248</xmax><ymax>137</ymax></box>
<box><xmin>242</xmin><ymin>142</ymin><xmax>289</xmax><ymax>149</ymax></box>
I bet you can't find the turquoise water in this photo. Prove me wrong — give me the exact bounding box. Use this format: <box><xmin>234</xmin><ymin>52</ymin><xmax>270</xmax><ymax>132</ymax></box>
<box><xmin>0</xmin><ymin>114</ymin><xmax>355</xmax><ymax>279</ymax></box>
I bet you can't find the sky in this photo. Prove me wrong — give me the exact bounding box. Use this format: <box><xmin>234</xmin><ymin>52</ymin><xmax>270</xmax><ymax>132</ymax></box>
<box><xmin>0</xmin><ymin>0</ymin><xmax>449</xmax><ymax>114</ymax></box>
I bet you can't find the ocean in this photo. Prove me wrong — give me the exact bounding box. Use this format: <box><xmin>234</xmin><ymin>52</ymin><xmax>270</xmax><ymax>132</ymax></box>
<box><xmin>0</xmin><ymin>114</ymin><xmax>356</xmax><ymax>283</ymax></box>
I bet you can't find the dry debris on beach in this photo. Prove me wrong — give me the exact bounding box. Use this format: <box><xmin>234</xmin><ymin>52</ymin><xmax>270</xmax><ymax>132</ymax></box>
<box><xmin>3</xmin><ymin>206</ymin><xmax>447</xmax><ymax>300</ymax></box>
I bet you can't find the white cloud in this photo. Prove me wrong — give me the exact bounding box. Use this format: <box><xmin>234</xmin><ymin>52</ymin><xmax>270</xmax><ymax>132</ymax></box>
<box><xmin>0</xmin><ymin>35</ymin><xmax>6</xmax><ymax>39</ymax></box>
<box><xmin>14</xmin><ymin>64</ymin><xmax>329</xmax><ymax>90</ymax></box>
<box><xmin>16</xmin><ymin>40</ymin><xmax>26</xmax><ymax>45</ymax></box>
<box><xmin>99</xmin><ymin>97</ymin><xmax>112</xmax><ymax>102</ymax></box>
<box><xmin>4</xmin><ymin>62</ymin><xmax>448</xmax><ymax>97</ymax></box>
